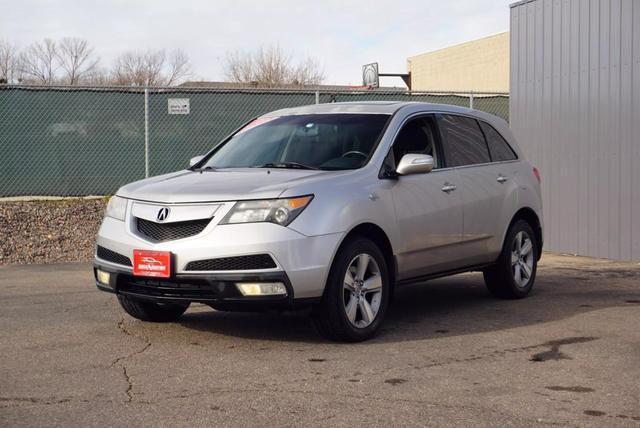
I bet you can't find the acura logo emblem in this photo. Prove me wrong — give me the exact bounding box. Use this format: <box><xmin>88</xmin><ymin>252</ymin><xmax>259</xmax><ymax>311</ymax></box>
<box><xmin>157</xmin><ymin>207</ymin><xmax>170</xmax><ymax>222</ymax></box>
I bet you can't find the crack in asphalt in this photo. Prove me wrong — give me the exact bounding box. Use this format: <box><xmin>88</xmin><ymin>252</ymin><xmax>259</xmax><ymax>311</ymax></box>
<box><xmin>0</xmin><ymin>332</ymin><xmax>611</xmax><ymax>426</ymax></box>
<box><xmin>0</xmin><ymin>395</ymin><xmax>126</xmax><ymax>409</ymax></box>
<box><xmin>1</xmin><ymin>317</ymin><xmax>152</xmax><ymax>409</ymax></box>
<box><xmin>408</xmin><ymin>343</ymin><xmax>543</xmax><ymax>370</ymax></box>
<box><xmin>122</xmin><ymin>366</ymin><xmax>133</xmax><ymax>403</ymax></box>
<box><xmin>0</xmin><ymin>396</ymin><xmax>73</xmax><ymax>407</ymax></box>
<box><xmin>111</xmin><ymin>316</ymin><xmax>152</xmax><ymax>403</ymax></box>
<box><xmin>149</xmin><ymin>386</ymin><xmax>564</xmax><ymax>425</ymax></box>
<box><xmin>0</xmin><ymin>315</ymin><xmax>153</xmax><ymax>409</ymax></box>
<box><xmin>110</xmin><ymin>341</ymin><xmax>152</xmax><ymax>368</ymax></box>
<box><xmin>296</xmin><ymin>336</ymin><xmax>602</xmax><ymax>385</ymax></box>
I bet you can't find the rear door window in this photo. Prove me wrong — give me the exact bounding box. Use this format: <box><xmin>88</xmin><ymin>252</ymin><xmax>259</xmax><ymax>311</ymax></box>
<box><xmin>438</xmin><ymin>114</ymin><xmax>491</xmax><ymax>167</ymax></box>
<box><xmin>479</xmin><ymin>121</ymin><xmax>517</xmax><ymax>162</ymax></box>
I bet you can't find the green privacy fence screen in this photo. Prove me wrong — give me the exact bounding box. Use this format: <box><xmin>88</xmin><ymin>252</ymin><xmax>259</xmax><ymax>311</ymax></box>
<box><xmin>0</xmin><ymin>86</ymin><xmax>509</xmax><ymax>196</ymax></box>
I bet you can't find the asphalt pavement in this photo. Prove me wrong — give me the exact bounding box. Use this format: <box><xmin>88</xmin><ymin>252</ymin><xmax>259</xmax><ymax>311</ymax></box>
<box><xmin>1</xmin><ymin>253</ymin><xmax>639</xmax><ymax>427</ymax></box>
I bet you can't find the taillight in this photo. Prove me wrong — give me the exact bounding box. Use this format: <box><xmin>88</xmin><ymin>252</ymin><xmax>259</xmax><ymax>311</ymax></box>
<box><xmin>532</xmin><ymin>167</ymin><xmax>541</xmax><ymax>183</ymax></box>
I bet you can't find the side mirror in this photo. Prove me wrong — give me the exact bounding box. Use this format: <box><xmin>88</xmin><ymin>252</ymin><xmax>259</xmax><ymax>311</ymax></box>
<box><xmin>396</xmin><ymin>154</ymin><xmax>434</xmax><ymax>175</ymax></box>
<box><xmin>189</xmin><ymin>155</ymin><xmax>204</xmax><ymax>167</ymax></box>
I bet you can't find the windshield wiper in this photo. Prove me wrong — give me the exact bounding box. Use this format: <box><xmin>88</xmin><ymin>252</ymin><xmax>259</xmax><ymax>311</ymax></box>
<box><xmin>258</xmin><ymin>162</ymin><xmax>320</xmax><ymax>170</ymax></box>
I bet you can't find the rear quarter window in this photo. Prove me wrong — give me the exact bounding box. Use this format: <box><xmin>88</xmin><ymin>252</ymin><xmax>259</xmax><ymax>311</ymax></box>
<box><xmin>479</xmin><ymin>121</ymin><xmax>518</xmax><ymax>162</ymax></box>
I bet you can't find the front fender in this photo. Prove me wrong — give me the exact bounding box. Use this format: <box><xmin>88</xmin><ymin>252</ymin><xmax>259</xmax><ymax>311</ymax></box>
<box><xmin>286</xmin><ymin>175</ymin><xmax>397</xmax><ymax>236</ymax></box>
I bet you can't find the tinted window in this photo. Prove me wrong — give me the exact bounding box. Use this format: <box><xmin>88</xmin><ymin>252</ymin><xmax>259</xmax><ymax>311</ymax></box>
<box><xmin>202</xmin><ymin>114</ymin><xmax>389</xmax><ymax>170</ymax></box>
<box><xmin>479</xmin><ymin>121</ymin><xmax>517</xmax><ymax>161</ymax></box>
<box><xmin>391</xmin><ymin>116</ymin><xmax>440</xmax><ymax>168</ymax></box>
<box><xmin>439</xmin><ymin>114</ymin><xmax>490</xmax><ymax>167</ymax></box>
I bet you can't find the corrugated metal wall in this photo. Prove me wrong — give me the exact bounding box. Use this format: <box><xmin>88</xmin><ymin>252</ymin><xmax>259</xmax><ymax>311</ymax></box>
<box><xmin>510</xmin><ymin>0</ymin><xmax>640</xmax><ymax>261</ymax></box>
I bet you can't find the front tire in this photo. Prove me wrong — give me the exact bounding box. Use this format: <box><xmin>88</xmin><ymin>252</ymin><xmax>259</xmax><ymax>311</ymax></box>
<box><xmin>117</xmin><ymin>295</ymin><xmax>190</xmax><ymax>322</ymax></box>
<box><xmin>312</xmin><ymin>238</ymin><xmax>390</xmax><ymax>342</ymax></box>
<box><xmin>483</xmin><ymin>219</ymin><xmax>538</xmax><ymax>299</ymax></box>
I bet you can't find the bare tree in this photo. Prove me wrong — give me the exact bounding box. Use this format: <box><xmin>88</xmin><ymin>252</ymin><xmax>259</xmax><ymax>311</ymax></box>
<box><xmin>290</xmin><ymin>56</ymin><xmax>324</xmax><ymax>86</ymax></box>
<box><xmin>112</xmin><ymin>48</ymin><xmax>191</xmax><ymax>86</ymax></box>
<box><xmin>113</xmin><ymin>50</ymin><xmax>158</xmax><ymax>86</ymax></box>
<box><xmin>20</xmin><ymin>39</ymin><xmax>59</xmax><ymax>84</ymax></box>
<box><xmin>81</xmin><ymin>66</ymin><xmax>111</xmax><ymax>86</ymax></box>
<box><xmin>165</xmin><ymin>49</ymin><xmax>191</xmax><ymax>86</ymax></box>
<box><xmin>56</xmin><ymin>37</ymin><xmax>99</xmax><ymax>85</ymax></box>
<box><xmin>224</xmin><ymin>50</ymin><xmax>254</xmax><ymax>83</ymax></box>
<box><xmin>253</xmin><ymin>45</ymin><xmax>291</xmax><ymax>85</ymax></box>
<box><xmin>0</xmin><ymin>40</ymin><xmax>21</xmax><ymax>83</ymax></box>
<box><xmin>224</xmin><ymin>44</ymin><xmax>324</xmax><ymax>87</ymax></box>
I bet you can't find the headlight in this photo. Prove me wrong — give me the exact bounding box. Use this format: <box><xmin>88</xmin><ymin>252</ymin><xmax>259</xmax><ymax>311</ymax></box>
<box><xmin>220</xmin><ymin>195</ymin><xmax>313</xmax><ymax>226</ymax></box>
<box><xmin>105</xmin><ymin>196</ymin><xmax>127</xmax><ymax>221</ymax></box>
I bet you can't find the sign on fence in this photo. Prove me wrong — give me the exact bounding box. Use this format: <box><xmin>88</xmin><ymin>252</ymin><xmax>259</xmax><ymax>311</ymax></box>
<box><xmin>168</xmin><ymin>98</ymin><xmax>190</xmax><ymax>114</ymax></box>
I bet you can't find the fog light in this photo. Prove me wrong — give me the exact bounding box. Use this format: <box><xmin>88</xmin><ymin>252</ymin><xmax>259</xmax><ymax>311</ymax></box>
<box><xmin>236</xmin><ymin>282</ymin><xmax>287</xmax><ymax>296</ymax></box>
<box><xmin>96</xmin><ymin>269</ymin><xmax>111</xmax><ymax>286</ymax></box>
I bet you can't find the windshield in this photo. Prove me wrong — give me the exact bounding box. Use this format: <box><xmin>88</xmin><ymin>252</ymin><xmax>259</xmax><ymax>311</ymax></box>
<box><xmin>200</xmin><ymin>114</ymin><xmax>390</xmax><ymax>171</ymax></box>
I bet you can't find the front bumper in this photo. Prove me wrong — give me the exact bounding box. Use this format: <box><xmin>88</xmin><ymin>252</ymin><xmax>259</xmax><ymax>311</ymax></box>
<box><xmin>95</xmin><ymin>213</ymin><xmax>344</xmax><ymax>305</ymax></box>
<box><xmin>93</xmin><ymin>261</ymin><xmax>317</xmax><ymax>310</ymax></box>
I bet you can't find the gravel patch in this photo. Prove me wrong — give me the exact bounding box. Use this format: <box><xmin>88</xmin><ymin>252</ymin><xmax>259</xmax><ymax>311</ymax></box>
<box><xmin>0</xmin><ymin>199</ymin><xmax>107</xmax><ymax>264</ymax></box>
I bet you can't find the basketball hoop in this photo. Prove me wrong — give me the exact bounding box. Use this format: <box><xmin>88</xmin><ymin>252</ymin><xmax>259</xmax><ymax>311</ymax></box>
<box><xmin>362</xmin><ymin>61</ymin><xmax>411</xmax><ymax>90</ymax></box>
<box><xmin>362</xmin><ymin>63</ymin><xmax>379</xmax><ymax>88</ymax></box>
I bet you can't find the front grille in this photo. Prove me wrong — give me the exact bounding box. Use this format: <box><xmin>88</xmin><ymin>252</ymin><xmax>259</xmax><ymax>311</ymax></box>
<box><xmin>96</xmin><ymin>246</ymin><xmax>132</xmax><ymax>266</ymax></box>
<box><xmin>185</xmin><ymin>254</ymin><xmax>277</xmax><ymax>271</ymax></box>
<box><xmin>116</xmin><ymin>275</ymin><xmax>240</xmax><ymax>301</ymax></box>
<box><xmin>136</xmin><ymin>217</ymin><xmax>211</xmax><ymax>242</ymax></box>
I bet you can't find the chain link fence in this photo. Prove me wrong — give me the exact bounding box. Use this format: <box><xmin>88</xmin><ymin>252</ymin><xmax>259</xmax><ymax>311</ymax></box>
<box><xmin>0</xmin><ymin>85</ymin><xmax>509</xmax><ymax>197</ymax></box>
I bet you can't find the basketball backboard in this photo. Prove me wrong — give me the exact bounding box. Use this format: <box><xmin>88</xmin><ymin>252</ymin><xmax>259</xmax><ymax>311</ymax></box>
<box><xmin>362</xmin><ymin>63</ymin><xmax>379</xmax><ymax>88</ymax></box>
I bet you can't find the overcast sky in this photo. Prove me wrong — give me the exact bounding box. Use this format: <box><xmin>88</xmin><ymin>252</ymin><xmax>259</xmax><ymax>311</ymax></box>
<box><xmin>2</xmin><ymin>0</ymin><xmax>514</xmax><ymax>86</ymax></box>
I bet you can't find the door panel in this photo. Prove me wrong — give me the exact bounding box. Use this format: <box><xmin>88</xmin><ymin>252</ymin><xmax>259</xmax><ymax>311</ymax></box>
<box><xmin>454</xmin><ymin>164</ymin><xmax>516</xmax><ymax>265</ymax></box>
<box><xmin>436</xmin><ymin>113</ymin><xmax>515</xmax><ymax>265</ymax></box>
<box><xmin>391</xmin><ymin>169</ymin><xmax>464</xmax><ymax>279</ymax></box>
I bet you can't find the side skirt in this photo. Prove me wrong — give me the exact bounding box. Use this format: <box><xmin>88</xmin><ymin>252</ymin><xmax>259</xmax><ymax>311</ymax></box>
<box><xmin>395</xmin><ymin>262</ymin><xmax>493</xmax><ymax>287</ymax></box>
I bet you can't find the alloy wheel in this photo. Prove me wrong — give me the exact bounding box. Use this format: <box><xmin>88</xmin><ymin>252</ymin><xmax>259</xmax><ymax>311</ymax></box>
<box><xmin>342</xmin><ymin>253</ymin><xmax>382</xmax><ymax>328</ymax></box>
<box><xmin>511</xmin><ymin>231</ymin><xmax>534</xmax><ymax>288</ymax></box>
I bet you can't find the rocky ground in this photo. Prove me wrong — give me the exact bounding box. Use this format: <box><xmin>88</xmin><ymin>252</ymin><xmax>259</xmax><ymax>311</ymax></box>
<box><xmin>0</xmin><ymin>199</ymin><xmax>107</xmax><ymax>265</ymax></box>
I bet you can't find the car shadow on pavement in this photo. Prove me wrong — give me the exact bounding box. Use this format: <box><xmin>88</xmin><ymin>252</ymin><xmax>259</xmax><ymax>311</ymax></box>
<box><xmin>177</xmin><ymin>270</ymin><xmax>640</xmax><ymax>344</ymax></box>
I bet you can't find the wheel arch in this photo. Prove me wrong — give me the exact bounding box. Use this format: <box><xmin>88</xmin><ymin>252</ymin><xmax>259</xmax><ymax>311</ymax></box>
<box><xmin>507</xmin><ymin>208</ymin><xmax>543</xmax><ymax>260</ymax></box>
<box><xmin>330</xmin><ymin>222</ymin><xmax>397</xmax><ymax>296</ymax></box>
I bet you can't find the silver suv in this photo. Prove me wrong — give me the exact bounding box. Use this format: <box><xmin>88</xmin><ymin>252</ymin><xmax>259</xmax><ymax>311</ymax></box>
<box><xmin>94</xmin><ymin>102</ymin><xmax>543</xmax><ymax>341</ymax></box>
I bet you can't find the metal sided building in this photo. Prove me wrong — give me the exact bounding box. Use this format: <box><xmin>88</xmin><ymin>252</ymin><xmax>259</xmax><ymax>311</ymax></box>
<box><xmin>510</xmin><ymin>0</ymin><xmax>640</xmax><ymax>261</ymax></box>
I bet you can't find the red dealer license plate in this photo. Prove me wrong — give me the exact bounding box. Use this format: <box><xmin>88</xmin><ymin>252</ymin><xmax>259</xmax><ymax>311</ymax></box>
<box><xmin>133</xmin><ymin>250</ymin><xmax>171</xmax><ymax>278</ymax></box>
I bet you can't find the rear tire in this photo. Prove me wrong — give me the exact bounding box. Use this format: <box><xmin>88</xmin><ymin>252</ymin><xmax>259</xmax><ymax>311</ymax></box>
<box><xmin>483</xmin><ymin>219</ymin><xmax>538</xmax><ymax>299</ymax></box>
<box><xmin>312</xmin><ymin>238</ymin><xmax>390</xmax><ymax>342</ymax></box>
<box><xmin>117</xmin><ymin>295</ymin><xmax>190</xmax><ymax>322</ymax></box>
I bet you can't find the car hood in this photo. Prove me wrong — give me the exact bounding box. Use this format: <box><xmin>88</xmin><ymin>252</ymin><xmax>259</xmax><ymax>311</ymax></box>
<box><xmin>117</xmin><ymin>168</ymin><xmax>344</xmax><ymax>203</ymax></box>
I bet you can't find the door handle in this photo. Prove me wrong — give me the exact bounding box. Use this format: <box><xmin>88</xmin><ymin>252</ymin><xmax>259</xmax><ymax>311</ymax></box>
<box><xmin>441</xmin><ymin>183</ymin><xmax>457</xmax><ymax>193</ymax></box>
<box><xmin>497</xmin><ymin>175</ymin><xmax>508</xmax><ymax>183</ymax></box>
